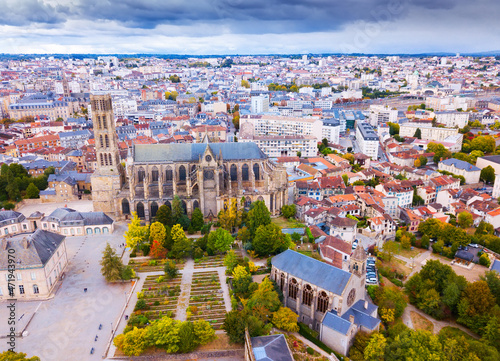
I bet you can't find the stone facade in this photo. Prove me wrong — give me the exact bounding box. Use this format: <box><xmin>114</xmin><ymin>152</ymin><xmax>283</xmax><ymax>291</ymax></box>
<box><xmin>271</xmin><ymin>249</ymin><xmax>367</xmax><ymax>331</ymax></box>
<box><xmin>90</xmin><ymin>93</ymin><xmax>125</xmax><ymax>216</ymax></box>
<box><xmin>121</xmin><ymin>143</ymin><xmax>288</xmax><ymax>221</ymax></box>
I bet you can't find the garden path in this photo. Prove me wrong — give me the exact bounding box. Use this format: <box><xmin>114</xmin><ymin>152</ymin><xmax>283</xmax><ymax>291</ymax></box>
<box><xmin>401</xmin><ymin>303</ymin><xmax>479</xmax><ymax>339</ymax></box>
<box><xmin>176</xmin><ymin>259</ymin><xmax>194</xmax><ymax>321</ymax></box>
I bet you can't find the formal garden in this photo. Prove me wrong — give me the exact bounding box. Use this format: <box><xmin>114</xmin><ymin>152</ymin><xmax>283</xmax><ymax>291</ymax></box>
<box><xmin>128</xmin><ymin>258</ymin><xmax>185</xmax><ymax>273</ymax></box>
<box><xmin>193</xmin><ymin>254</ymin><xmax>226</xmax><ymax>269</ymax></box>
<box><xmin>188</xmin><ymin>270</ymin><xmax>227</xmax><ymax>329</ymax></box>
<box><xmin>133</xmin><ymin>273</ymin><xmax>182</xmax><ymax>320</ymax></box>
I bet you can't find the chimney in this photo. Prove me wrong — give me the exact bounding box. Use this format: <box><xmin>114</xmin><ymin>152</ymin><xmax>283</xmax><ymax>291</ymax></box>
<box><xmin>22</xmin><ymin>237</ymin><xmax>29</xmax><ymax>249</ymax></box>
<box><xmin>364</xmin><ymin>300</ymin><xmax>368</xmax><ymax>310</ymax></box>
<box><xmin>349</xmin><ymin>315</ymin><xmax>355</xmax><ymax>324</ymax></box>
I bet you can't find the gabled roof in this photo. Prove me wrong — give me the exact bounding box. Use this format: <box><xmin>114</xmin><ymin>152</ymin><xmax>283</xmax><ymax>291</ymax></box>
<box><xmin>134</xmin><ymin>142</ymin><xmax>266</xmax><ymax>162</ymax></box>
<box><xmin>272</xmin><ymin>250</ymin><xmax>351</xmax><ymax>295</ymax></box>
<box><xmin>0</xmin><ymin>230</ymin><xmax>65</xmax><ymax>270</ymax></box>
<box><xmin>322</xmin><ymin>311</ymin><xmax>352</xmax><ymax>335</ymax></box>
<box><xmin>251</xmin><ymin>334</ymin><xmax>293</xmax><ymax>361</ymax></box>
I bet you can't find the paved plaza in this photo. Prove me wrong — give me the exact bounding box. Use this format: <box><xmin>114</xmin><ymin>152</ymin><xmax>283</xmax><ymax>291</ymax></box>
<box><xmin>0</xmin><ymin>222</ymin><xmax>131</xmax><ymax>360</ymax></box>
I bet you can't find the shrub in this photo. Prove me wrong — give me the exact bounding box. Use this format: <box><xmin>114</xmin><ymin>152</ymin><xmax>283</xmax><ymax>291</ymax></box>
<box><xmin>135</xmin><ymin>299</ymin><xmax>149</xmax><ymax>311</ymax></box>
<box><xmin>306</xmin><ymin>347</ymin><xmax>315</xmax><ymax>355</ymax></box>
<box><xmin>164</xmin><ymin>260</ymin><xmax>178</xmax><ymax>279</ymax></box>
<box><xmin>479</xmin><ymin>253</ymin><xmax>491</xmax><ymax>267</ymax></box>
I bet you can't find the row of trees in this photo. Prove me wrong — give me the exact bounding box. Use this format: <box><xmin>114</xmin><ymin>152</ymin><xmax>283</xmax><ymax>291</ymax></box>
<box><xmin>405</xmin><ymin>260</ymin><xmax>500</xmax><ymax>339</ymax></box>
<box><xmin>114</xmin><ymin>317</ymin><xmax>215</xmax><ymax>356</ymax></box>
<box><xmin>418</xmin><ymin>218</ymin><xmax>500</xmax><ymax>256</ymax></box>
<box><xmin>0</xmin><ymin>163</ymin><xmax>53</xmax><ymax>202</ymax></box>
<box><xmin>349</xmin><ymin>325</ymin><xmax>499</xmax><ymax>361</ymax></box>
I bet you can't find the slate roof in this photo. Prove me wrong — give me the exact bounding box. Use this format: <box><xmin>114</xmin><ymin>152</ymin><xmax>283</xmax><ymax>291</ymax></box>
<box><xmin>441</xmin><ymin>158</ymin><xmax>480</xmax><ymax>172</ymax></box>
<box><xmin>251</xmin><ymin>334</ymin><xmax>293</xmax><ymax>361</ymax></box>
<box><xmin>133</xmin><ymin>143</ymin><xmax>266</xmax><ymax>162</ymax></box>
<box><xmin>322</xmin><ymin>311</ymin><xmax>352</xmax><ymax>335</ymax></box>
<box><xmin>0</xmin><ymin>211</ymin><xmax>25</xmax><ymax>226</ymax></box>
<box><xmin>272</xmin><ymin>250</ymin><xmax>351</xmax><ymax>295</ymax></box>
<box><xmin>0</xmin><ymin>229</ymin><xmax>65</xmax><ymax>270</ymax></box>
<box><xmin>455</xmin><ymin>250</ymin><xmax>474</xmax><ymax>262</ymax></box>
<box><xmin>45</xmin><ymin>208</ymin><xmax>113</xmax><ymax>226</ymax></box>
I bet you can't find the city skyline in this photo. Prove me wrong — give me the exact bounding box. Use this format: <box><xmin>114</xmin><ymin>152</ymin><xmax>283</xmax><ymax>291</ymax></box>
<box><xmin>0</xmin><ymin>0</ymin><xmax>499</xmax><ymax>54</ymax></box>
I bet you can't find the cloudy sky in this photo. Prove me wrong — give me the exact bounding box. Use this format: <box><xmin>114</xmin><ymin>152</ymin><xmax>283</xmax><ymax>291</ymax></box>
<box><xmin>0</xmin><ymin>0</ymin><xmax>499</xmax><ymax>54</ymax></box>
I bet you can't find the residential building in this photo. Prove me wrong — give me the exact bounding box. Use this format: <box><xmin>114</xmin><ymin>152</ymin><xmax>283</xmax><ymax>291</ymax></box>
<box><xmin>438</xmin><ymin>158</ymin><xmax>481</xmax><ymax>184</ymax></box>
<box><xmin>321</xmin><ymin>118</ymin><xmax>341</xmax><ymax>145</ymax></box>
<box><xmin>250</xmin><ymin>95</ymin><xmax>269</xmax><ymax>114</ymax></box>
<box><xmin>0</xmin><ymin>230</ymin><xmax>68</xmax><ymax>300</ymax></box>
<box><xmin>434</xmin><ymin>111</ymin><xmax>469</xmax><ymax>128</ymax></box>
<box><xmin>329</xmin><ymin>217</ymin><xmax>358</xmax><ymax>243</ymax></box>
<box><xmin>355</xmin><ymin>122</ymin><xmax>379</xmax><ymax>159</ymax></box>
<box><xmin>58</xmin><ymin>130</ymin><xmax>92</xmax><ymax>149</ymax></box>
<box><xmin>399</xmin><ymin>124</ymin><xmax>463</xmax><ymax>149</ymax></box>
<box><xmin>369</xmin><ymin>105</ymin><xmax>397</xmax><ymax>126</ymax></box>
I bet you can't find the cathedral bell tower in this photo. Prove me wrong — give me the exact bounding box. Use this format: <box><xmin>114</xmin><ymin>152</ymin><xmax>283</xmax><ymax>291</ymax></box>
<box><xmin>90</xmin><ymin>93</ymin><xmax>124</xmax><ymax>216</ymax></box>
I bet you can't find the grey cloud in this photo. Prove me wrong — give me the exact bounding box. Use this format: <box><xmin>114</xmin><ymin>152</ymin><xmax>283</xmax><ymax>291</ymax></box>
<box><xmin>0</xmin><ymin>0</ymin><xmax>69</xmax><ymax>25</ymax></box>
<box><xmin>0</xmin><ymin>0</ymin><xmax>497</xmax><ymax>35</ymax></box>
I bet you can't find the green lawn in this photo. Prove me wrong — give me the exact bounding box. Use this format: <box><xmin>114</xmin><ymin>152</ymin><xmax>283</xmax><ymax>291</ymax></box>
<box><xmin>385</xmin><ymin>241</ymin><xmax>425</xmax><ymax>259</ymax></box>
<box><xmin>271</xmin><ymin>217</ymin><xmax>305</xmax><ymax>229</ymax></box>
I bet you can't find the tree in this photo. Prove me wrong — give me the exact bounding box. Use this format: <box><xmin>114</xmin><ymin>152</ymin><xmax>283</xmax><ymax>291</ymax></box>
<box><xmin>25</xmin><ymin>183</ymin><xmax>39</xmax><ymax>199</ymax></box>
<box><xmin>457</xmin><ymin>211</ymin><xmax>473</xmax><ymax>229</ymax></box>
<box><xmin>155</xmin><ymin>205</ymin><xmax>172</xmax><ymax>227</ymax></box>
<box><xmin>252</xmin><ymin>223</ymin><xmax>291</xmax><ymax>257</ymax></box>
<box><xmin>271</xmin><ymin>307</ymin><xmax>299</xmax><ymax>332</ymax></box>
<box><xmin>224</xmin><ymin>250</ymin><xmax>239</xmax><ymax>273</ymax></box>
<box><xmin>191</xmin><ymin>208</ymin><xmax>204</xmax><ymax>231</ymax></box>
<box><xmin>193</xmin><ymin>319</ymin><xmax>216</xmax><ymax>345</ymax></box>
<box><xmin>414</xmin><ymin>128</ymin><xmax>422</xmax><ymax>139</ymax></box>
<box><xmin>171</xmin><ymin>195</ymin><xmax>184</xmax><ymax>224</ymax></box>
<box><xmin>124</xmin><ymin>212</ymin><xmax>148</xmax><ymax>249</ymax></box>
<box><xmin>150</xmin><ymin>239</ymin><xmax>167</xmax><ymax>259</ymax></box>
<box><xmin>246</xmin><ymin>278</ymin><xmax>281</xmax><ymax>321</ymax></box>
<box><xmin>241</xmin><ymin>79</ymin><xmax>250</xmax><ymax>88</ymax></box>
<box><xmin>479</xmin><ymin>253</ymin><xmax>491</xmax><ymax>267</ymax></box>
<box><xmin>223</xmin><ymin>310</ymin><xmax>247</xmax><ymax>343</ymax></box>
<box><xmin>100</xmin><ymin>243</ymin><xmax>123</xmax><ymax>282</ymax></box>
<box><xmin>281</xmin><ymin>204</ymin><xmax>296</xmax><ymax>218</ymax></box>
<box><xmin>481</xmin><ymin>166</ymin><xmax>496</xmax><ymax>184</ymax></box>
<box><xmin>458</xmin><ymin>281</ymin><xmax>496</xmax><ymax>332</ymax></box>
<box><xmin>0</xmin><ymin>352</ymin><xmax>40</xmax><ymax>361</ymax></box>
<box><xmin>177</xmin><ymin>321</ymin><xmax>197</xmax><ymax>353</ymax></box>
<box><xmin>145</xmin><ymin>317</ymin><xmax>181</xmax><ymax>353</ymax></box>
<box><xmin>481</xmin><ymin>271</ymin><xmax>500</xmax><ymax>305</ymax></box>
<box><xmin>207</xmin><ymin>228</ymin><xmax>234</xmax><ymax>254</ymax></box>
<box><xmin>385</xmin><ymin>330</ymin><xmax>444</xmax><ymax>361</ymax></box>
<box><xmin>247</xmin><ymin>201</ymin><xmax>271</xmax><ymax>236</ymax></box>
<box><xmin>218</xmin><ymin>199</ymin><xmax>241</xmax><ymax>232</ymax></box>
<box><xmin>400</xmin><ymin>234</ymin><xmax>412</xmax><ymax>250</ymax></box>
<box><xmin>237</xmin><ymin>226</ymin><xmax>251</xmax><ymax>244</ymax></box>
<box><xmin>150</xmin><ymin>222</ymin><xmax>167</xmax><ymax>244</ymax></box>
<box><xmin>476</xmin><ymin>221</ymin><xmax>494</xmax><ymax>236</ymax></box>
<box><xmin>419</xmin><ymin>155</ymin><xmax>428</xmax><ymax>167</ymax></box>
<box><xmin>482</xmin><ymin>317</ymin><xmax>500</xmax><ymax>348</ymax></box>
<box><xmin>113</xmin><ymin>327</ymin><xmax>148</xmax><ymax>356</ymax></box>
<box><xmin>342</xmin><ymin>174</ymin><xmax>349</xmax><ymax>186</ymax></box>
<box><xmin>170</xmin><ymin>224</ymin><xmax>192</xmax><ymax>259</ymax></box>
<box><xmin>364</xmin><ymin>333</ymin><xmax>386</xmax><ymax>360</ymax></box>
<box><xmin>164</xmin><ymin>260</ymin><xmax>178</xmax><ymax>279</ymax></box>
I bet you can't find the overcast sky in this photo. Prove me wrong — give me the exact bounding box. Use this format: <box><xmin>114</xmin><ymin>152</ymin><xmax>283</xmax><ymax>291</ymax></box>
<box><xmin>0</xmin><ymin>0</ymin><xmax>499</xmax><ymax>54</ymax></box>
